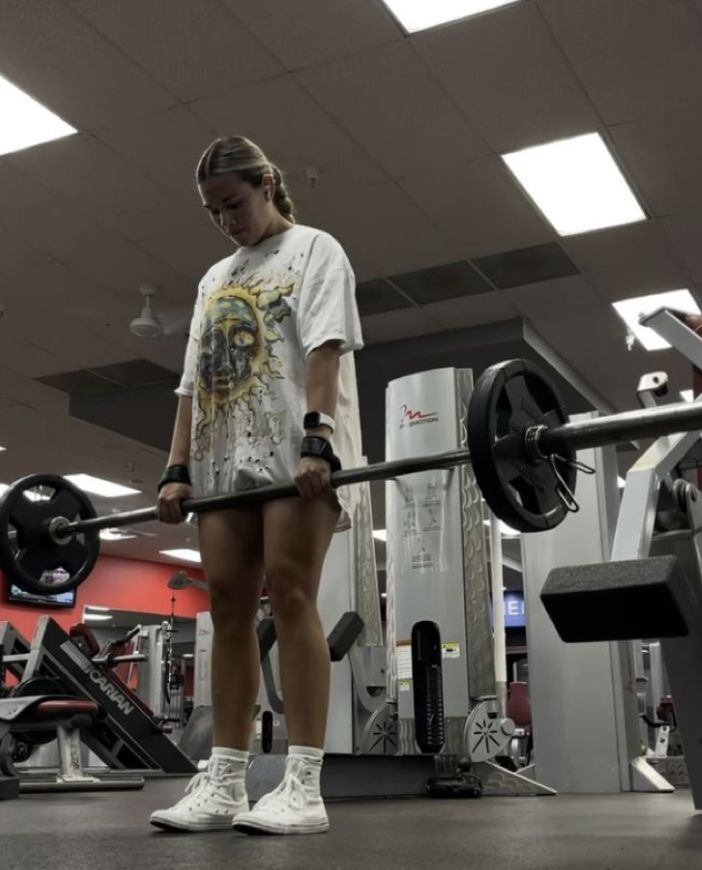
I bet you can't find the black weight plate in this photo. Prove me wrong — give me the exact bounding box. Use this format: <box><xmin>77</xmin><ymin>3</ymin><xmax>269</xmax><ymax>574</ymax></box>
<box><xmin>468</xmin><ymin>359</ymin><xmax>577</xmax><ymax>533</ymax></box>
<box><xmin>0</xmin><ymin>474</ymin><xmax>99</xmax><ymax>595</ymax></box>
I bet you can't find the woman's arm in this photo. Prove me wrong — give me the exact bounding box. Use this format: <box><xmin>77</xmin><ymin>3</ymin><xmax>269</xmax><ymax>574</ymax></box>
<box><xmin>167</xmin><ymin>396</ymin><xmax>193</xmax><ymax>465</ymax></box>
<box><xmin>304</xmin><ymin>341</ymin><xmax>341</xmax><ymax>439</ymax></box>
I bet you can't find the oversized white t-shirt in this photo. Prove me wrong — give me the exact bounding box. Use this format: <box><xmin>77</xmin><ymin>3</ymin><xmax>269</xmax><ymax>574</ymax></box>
<box><xmin>176</xmin><ymin>224</ymin><xmax>364</xmax><ymax>530</ymax></box>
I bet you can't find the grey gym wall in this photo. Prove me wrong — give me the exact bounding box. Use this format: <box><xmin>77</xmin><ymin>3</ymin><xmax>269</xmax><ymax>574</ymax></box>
<box><xmin>522</xmin><ymin>417</ymin><xmax>622</xmax><ymax>793</ymax></box>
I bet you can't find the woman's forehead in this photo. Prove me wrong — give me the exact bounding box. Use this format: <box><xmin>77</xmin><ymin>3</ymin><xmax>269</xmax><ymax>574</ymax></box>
<box><xmin>199</xmin><ymin>173</ymin><xmax>249</xmax><ymax>204</ymax></box>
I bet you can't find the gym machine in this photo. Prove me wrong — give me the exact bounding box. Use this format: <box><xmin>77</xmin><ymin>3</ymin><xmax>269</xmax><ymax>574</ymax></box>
<box><xmin>0</xmin><ymin>622</ymin><xmax>144</xmax><ymax>794</ymax></box>
<box><xmin>1</xmin><ymin>616</ymin><xmax>196</xmax><ymax>777</ymax></box>
<box><xmin>536</xmin><ymin>307</ymin><xmax>702</xmax><ymax>809</ymax></box>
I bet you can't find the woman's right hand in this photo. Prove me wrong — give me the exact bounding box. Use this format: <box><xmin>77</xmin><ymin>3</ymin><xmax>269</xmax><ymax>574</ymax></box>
<box><xmin>157</xmin><ymin>483</ymin><xmax>193</xmax><ymax>524</ymax></box>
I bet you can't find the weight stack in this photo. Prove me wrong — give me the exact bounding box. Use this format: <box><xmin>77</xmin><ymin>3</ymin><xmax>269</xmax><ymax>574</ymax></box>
<box><xmin>385</xmin><ymin>367</ymin><xmax>494</xmax><ymax>757</ymax></box>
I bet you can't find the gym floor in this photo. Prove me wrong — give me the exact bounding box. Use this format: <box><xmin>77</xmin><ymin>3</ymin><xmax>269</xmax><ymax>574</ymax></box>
<box><xmin>1</xmin><ymin>781</ymin><xmax>700</xmax><ymax>870</ymax></box>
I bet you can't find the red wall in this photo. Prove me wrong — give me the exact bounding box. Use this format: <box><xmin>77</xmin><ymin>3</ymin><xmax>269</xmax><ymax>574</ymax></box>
<box><xmin>0</xmin><ymin>555</ymin><xmax>210</xmax><ymax>642</ymax></box>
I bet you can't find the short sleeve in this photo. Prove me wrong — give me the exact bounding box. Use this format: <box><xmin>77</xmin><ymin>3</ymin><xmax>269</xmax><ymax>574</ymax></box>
<box><xmin>297</xmin><ymin>232</ymin><xmax>364</xmax><ymax>358</ymax></box>
<box><xmin>175</xmin><ymin>286</ymin><xmax>204</xmax><ymax>398</ymax></box>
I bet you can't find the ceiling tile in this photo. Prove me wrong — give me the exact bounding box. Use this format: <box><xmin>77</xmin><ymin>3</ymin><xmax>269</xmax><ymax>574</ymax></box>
<box><xmin>190</xmin><ymin>75</ymin><xmax>388</xmax><ymax>194</ymax></box>
<box><xmin>58</xmin><ymin>231</ymin><xmax>191</xmax><ymax>299</ymax></box>
<box><xmin>0</xmin><ymin>160</ymin><xmax>103</xmax><ymax>261</ymax></box>
<box><xmin>389</xmin><ymin>261</ymin><xmax>493</xmax><ymax>304</ymax></box>
<box><xmin>504</xmin><ymin>275</ymin><xmax>602</xmax><ymax>317</ymax></box>
<box><xmin>420</xmin><ymin>293</ymin><xmax>517</xmax><ymax>330</ymax></box>
<box><xmin>398</xmin><ymin>158</ymin><xmax>554</xmax><ymax>259</ymax></box>
<box><xmin>662</xmin><ymin>211</ymin><xmax>702</xmax><ymax>284</ymax></box>
<box><xmin>295</xmin><ymin>41</ymin><xmax>489</xmax><ymax>179</ymax></box>
<box><xmin>356</xmin><ymin>279</ymin><xmax>413</xmax><ymax>316</ymax></box>
<box><xmin>0</xmin><ymin>0</ymin><xmax>175</xmax><ymax>130</ymax></box>
<box><xmin>532</xmin><ymin>305</ymin><xmax>693</xmax><ymax>408</ymax></box>
<box><xmin>222</xmin><ymin>0</ymin><xmax>401</xmax><ymax>70</ymax></box>
<box><xmin>0</xmin><ymin>366</ymin><xmax>69</xmax><ymax>416</ymax></box>
<box><xmin>0</xmin><ymin>334</ymin><xmax>74</xmax><ymax>378</ymax></box>
<box><xmin>297</xmin><ymin>181</ymin><xmax>460</xmax><ymax>279</ymax></box>
<box><xmin>539</xmin><ymin>0</ymin><xmax>702</xmax><ymax>124</ymax></box>
<box><xmin>562</xmin><ymin>220</ymin><xmax>690</xmax><ymax>301</ymax></box>
<box><xmin>360</xmin><ymin>308</ymin><xmax>443</xmax><ymax>345</ymax></box>
<box><xmin>412</xmin><ymin>3</ymin><xmax>600</xmax><ymax>152</ymax></box>
<box><xmin>473</xmin><ymin>242</ymin><xmax>579</xmax><ymax>290</ymax></box>
<box><xmin>138</xmin><ymin>211</ymin><xmax>233</xmax><ymax>282</ymax></box>
<box><xmin>6</xmin><ymin>134</ymin><xmax>177</xmax><ymax>242</ymax></box>
<box><xmin>609</xmin><ymin>111</ymin><xmax>702</xmax><ymax>217</ymax></box>
<box><xmin>93</xmin><ymin>106</ymin><xmax>217</xmax><ymax>200</ymax></box>
<box><xmin>65</xmin><ymin>0</ymin><xmax>283</xmax><ymax>101</ymax></box>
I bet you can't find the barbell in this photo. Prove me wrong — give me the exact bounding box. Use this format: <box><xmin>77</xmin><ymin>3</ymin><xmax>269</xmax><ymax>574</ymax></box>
<box><xmin>1</xmin><ymin>358</ymin><xmax>702</xmax><ymax>598</ymax></box>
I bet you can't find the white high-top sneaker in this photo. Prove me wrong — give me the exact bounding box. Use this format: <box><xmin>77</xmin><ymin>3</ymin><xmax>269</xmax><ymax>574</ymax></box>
<box><xmin>233</xmin><ymin>757</ymin><xmax>329</xmax><ymax>836</ymax></box>
<box><xmin>150</xmin><ymin>755</ymin><xmax>249</xmax><ymax>832</ymax></box>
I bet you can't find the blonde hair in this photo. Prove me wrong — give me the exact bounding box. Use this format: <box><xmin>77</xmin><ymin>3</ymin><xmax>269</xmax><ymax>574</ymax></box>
<box><xmin>196</xmin><ymin>136</ymin><xmax>295</xmax><ymax>222</ymax></box>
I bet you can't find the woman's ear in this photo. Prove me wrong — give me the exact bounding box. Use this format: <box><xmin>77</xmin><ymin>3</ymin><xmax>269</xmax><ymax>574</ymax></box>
<box><xmin>261</xmin><ymin>171</ymin><xmax>276</xmax><ymax>200</ymax></box>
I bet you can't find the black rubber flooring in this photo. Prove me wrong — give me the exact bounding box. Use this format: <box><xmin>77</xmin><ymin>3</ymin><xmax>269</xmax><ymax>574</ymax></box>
<box><xmin>1</xmin><ymin>779</ymin><xmax>700</xmax><ymax>869</ymax></box>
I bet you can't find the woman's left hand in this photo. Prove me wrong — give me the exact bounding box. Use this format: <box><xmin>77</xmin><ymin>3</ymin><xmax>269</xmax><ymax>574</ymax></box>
<box><xmin>295</xmin><ymin>456</ymin><xmax>333</xmax><ymax>498</ymax></box>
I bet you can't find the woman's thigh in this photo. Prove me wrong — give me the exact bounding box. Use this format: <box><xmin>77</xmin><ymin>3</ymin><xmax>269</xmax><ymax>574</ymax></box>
<box><xmin>198</xmin><ymin>508</ymin><xmax>265</xmax><ymax>617</ymax></box>
<box><xmin>262</xmin><ymin>496</ymin><xmax>340</xmax><ymax>599</ymax></box>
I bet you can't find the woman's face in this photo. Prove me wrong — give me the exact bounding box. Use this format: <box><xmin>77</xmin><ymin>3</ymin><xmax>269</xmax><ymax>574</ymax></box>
<box><xmin>199</xmin><ymin>173</ymin><xmax>273</xmax><ymax>247</ymax></box>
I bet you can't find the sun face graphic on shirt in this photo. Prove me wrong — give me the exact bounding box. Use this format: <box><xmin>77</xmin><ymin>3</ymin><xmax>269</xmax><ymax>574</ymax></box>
<box><xmin>194</xmin><ymin>276</ymin><xmax>294</xmax><ymax>449</ymax></box>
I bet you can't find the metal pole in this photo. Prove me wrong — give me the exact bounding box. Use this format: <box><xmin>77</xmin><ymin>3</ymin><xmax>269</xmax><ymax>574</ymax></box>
<box><xmin>61</xmin><ymin>447</ymin><xmax>473</xmax><ymax>536</ymax></box>
<box><xmin>490</xmin><ymin>513</ymin><xmax>508</xmax><ymax>720</ymax></box>
<box><xmin>539</xmin><ymin>400</ymin><xmax>702</xmax><ymax>455</ymax></box>
<box><xmin>58</xmin><ymin>400</ymin><xmax>702</xmax><ymax>538</ymax></box>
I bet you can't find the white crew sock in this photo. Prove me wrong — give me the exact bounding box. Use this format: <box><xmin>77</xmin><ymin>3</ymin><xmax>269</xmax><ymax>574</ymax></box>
<box><xmin>287</xmin><ymin>745</ymin><xmax>324</xmax><ymax>798</ymax></box>
<box><xmin>210</xmin><ymin>746</ymin><xmax>249</xmax><ymax>797</ymax></box>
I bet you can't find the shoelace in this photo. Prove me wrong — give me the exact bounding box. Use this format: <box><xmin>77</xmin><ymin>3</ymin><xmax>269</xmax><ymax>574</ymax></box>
<box><xmin>258</xmin><ymin>774</ymin><xmax>307</xmax><ymax>812</ymax></box>
<box><xmin>176</xmin><ymin>770</ymin><xmax>238</xmax><ymax>806</ymax></box>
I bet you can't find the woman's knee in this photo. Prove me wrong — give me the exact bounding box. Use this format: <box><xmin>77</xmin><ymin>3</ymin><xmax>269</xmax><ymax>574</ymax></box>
<box><xmin>209</xmin><ymin>576</ymin><xmax>261</xmax><ymax>630</ymax></box>
<box><xmin>266</xmin><ymin>561</ymin><xmax>317</xmax><ymax>620</ymax></box>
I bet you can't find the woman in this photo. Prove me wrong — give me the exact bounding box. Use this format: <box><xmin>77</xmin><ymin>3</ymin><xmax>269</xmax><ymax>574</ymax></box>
<box><xmin>149</xmin><ymin>136</ymin><xmax>364</xmax><ymax>836</ymax></box>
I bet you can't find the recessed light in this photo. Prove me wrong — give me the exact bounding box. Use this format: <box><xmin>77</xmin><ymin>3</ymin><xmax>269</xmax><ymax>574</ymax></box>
<box><xmin>613</xmin><ymin>290</ymin><xmax>700</xmax><ymax>351</ymax></box>
<box><xmin>380</xmin><ymin>0</ymin><xmax>519</xmax><ymax>33</ymax></box>
<box><xmin>64</xmin><ymin>474</ymin><xmax>142</xmax><ymax>498</ymax></box>
<box><xmin>618</xmin><ymin>477</ymin><xmax>626</xmax><ymax>489</ymax></box>
<box><xmin>0</xmin><ymin>74</ymin><xmax>76</xmax><ymax>156</ymax></box>
<box><xmin>502</xmin><ymin>132</ymin><xmax>645</xmax><ymax>236</ymax></box>
<box><xmin>160</xmin><ymin>548</ymin><xmax>202</xmax><ymax>564</ymax></box>
<box><xmin>373</xmin><ymin>529</ymin><xmax>387</xmax><ymax>542</ymax></box>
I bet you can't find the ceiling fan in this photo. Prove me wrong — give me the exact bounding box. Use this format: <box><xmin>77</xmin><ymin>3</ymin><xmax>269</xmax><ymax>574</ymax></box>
<box><xmin>129</xmin><ymin>283</ymin><xmax>191</xmax><ymax>339</ymax></box>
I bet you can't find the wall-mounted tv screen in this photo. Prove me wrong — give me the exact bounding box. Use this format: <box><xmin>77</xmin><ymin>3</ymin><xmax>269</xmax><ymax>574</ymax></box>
<box><xmin>6</xmin><ymin>567</ymin><xmax>76</xmax><ymax>609</ymax></box>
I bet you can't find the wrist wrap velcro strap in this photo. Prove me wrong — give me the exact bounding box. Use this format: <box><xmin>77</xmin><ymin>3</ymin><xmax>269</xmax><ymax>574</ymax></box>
<box><xmin>158</xmin><ymin>464</ymin><xmax>192</xmax><ymax>492</ymax></box>
<box><xmin>300</xmin><ymin>436</ymin><xmax>342</xmax><ymax>474</ymax></box>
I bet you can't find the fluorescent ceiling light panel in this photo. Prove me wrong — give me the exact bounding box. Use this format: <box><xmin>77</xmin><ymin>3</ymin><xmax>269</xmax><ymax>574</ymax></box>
<box><xmin>160</xmin><ymin>548</ymin><xmax>202</xmax><ymax>564</ymax></box>
<box><xmin>85</xmin><ymin>605</ymin><xmax>111</xmax><ymax>612</ymax></box>
<box><xmin>373</xmin><ymin>529</ymin><xmax>387</xmax><ymax>542</ymax></box>
<box><xmin>0</xmin><ymin>74</ymin><xmax>76</xmax><ymax>156</ymax></box>
<box><xmin>84</xmin><ymin>614</ymin><xmax>113</xmax><ymax>622</ymax></box>
<box><xmin>681</xmin><ymin>390</ymin><xmax>694</xmax><ymax>402</ymax></box>
<box><xmin>381</xmin><ymin>0</ymin><xmax>518</xmax><ymax>32</ymax></box>
<box><xmin>613</xmin><ymin>290</ymin><xmax>700</xmax><ymax>351</ymax></box>
<box><xmin>65</xmin><ymin>474</ymin><xmax>141</xmax><ymax>498</ymax></box>
<box><xmin>502</xmin><ymin>133</ymin><xmax>645</xmax><ymax>236</ymax></box>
